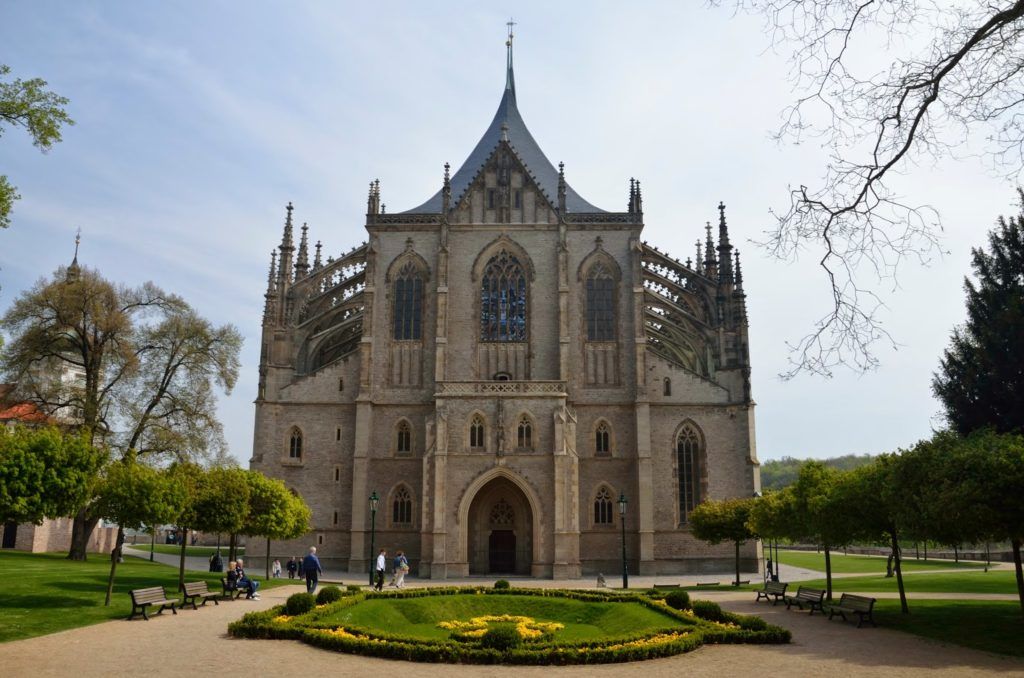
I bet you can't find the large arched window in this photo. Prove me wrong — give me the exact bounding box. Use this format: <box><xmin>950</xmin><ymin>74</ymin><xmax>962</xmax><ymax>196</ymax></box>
<box><xmin>469</xmin><ymin>415</ymin><xmax>486</xmax><ymax>450</ymax></box>
<box><xmin>392</xmin><ymin>486</ymin><xmax>413</xmax><ymax>525</ymax></box>
<box><xmin>517</xmin><ymin>415</ymin><xmax>533</xmax><ymax>450</ymax></box>
<box><xmin>595</xmin><ymin>420</ymin><xmax>611</xmax><ymax>456</ymax></box>
<box><xmin>585</xmin><ymin>263</ymin><xmax>616</xmax><ymax>341</ymax></box>
<box><xmin>393</xmin><ymin>261</ymin><xmax>423</xmax><ymax>340</ymax></box>
<box><xmin>677</xmin><ymin>424</ymin><xmax>703</xmax><ymax>521</ymax></box>
<box><xmin>395</xmin><ymin>420</ymin><xmax>412</xmax><ymax>454</ymax></box>
<box><xmin>480</xmin><ymin>250</ymin><xmax>527</xmax><ymax>341</ymax></box>
<box><xmin>594</xmin><ymin>486</ymin><xmax>614</xmax><ymax>525</ymax></box>
<box><xmin>288</xmin><ymin>427</ymin><xmax>303</xmax><ymax>460</ymax></box>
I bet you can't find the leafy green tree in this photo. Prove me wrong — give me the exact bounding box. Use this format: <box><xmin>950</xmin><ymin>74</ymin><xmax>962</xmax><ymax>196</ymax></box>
<box><xmin>241</xmin><ymin>471</ymin><xmax>311</xmax><ymax>579</ymax></box>
<box><xmin>933</xmin><ymin>195</ymin><xmax>1024</xmax><ymax>435</ymax></box>
<box><xmin>0</xmin><ymin>266</ymin><xmax>241</xmax><ymax>559</ymax></box>
<box><xmin>980</xmin><ymin>431</ymin><xmax>1024</xmax><ymax>616</ymax></box>
<box><xmin>0</xmin><ymin>426</ymin><xmax>105</xmax><ymax>524</ymax></box>
<box><xmin>173</xmin><ymin>465</ymin><xmax>249</xmax><ymax>590</ymax></box>
<box><xmin>94</xmin><ymin>459</ymin><xmax>186</xmax><ymax>605</ymax></box>
<box><xmin>0</xmin><ymin>64</ymin><xmax>74</xmax><ymax>229</ymax></box>
<box><xmin>689</xmin><ymin>497</ymin><xmax>757</xmax><ymax>586</ymax></box>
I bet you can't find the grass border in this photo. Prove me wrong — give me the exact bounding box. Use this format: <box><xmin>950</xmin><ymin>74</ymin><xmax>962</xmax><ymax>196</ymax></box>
<box><xmin>228</xmin><ymin>586</ymin><xmax>789</xmax><ymax>664</ymax></box>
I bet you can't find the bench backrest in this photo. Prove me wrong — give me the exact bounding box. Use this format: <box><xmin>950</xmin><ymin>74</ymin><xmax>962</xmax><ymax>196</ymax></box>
<box><xmin>796</xmin><ymin>586</ymin><xmax>825</xmax><ymax>600</ymax></box>
<box><xmin>766</xmin><ymin>581</ymin><xmax>787</xmax><ymax>593</ymax></box>
<box><xmin>184</xmin><ymin>581</ymin><xmax>210</xmax><ymax>595</ymax></box>
<box><xmin>839</xmin><ymin>593</ymin><xmax>875</xmax><ymax>611</ymax></box>
<box><xmin>131</xmin><ymin>587</ymin><xmax>169</xmax><ymax>605</ymax></box>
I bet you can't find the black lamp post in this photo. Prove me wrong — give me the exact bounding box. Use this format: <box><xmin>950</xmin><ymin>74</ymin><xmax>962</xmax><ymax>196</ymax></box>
<box><xmin>368</xmin><ymin>491</ymin><xmax>380</xmax><ymax>587</ymax></box>
<box><xmin>618</xmin><ymin>492</ymin><xmax>628</xmax><ymax>589</ymax></box>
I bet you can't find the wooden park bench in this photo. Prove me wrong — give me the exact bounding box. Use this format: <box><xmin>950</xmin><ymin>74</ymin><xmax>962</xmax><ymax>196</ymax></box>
<box><xmin>221</xmin><ymin>577</ymin><xmax>245</xmax><ymax>600</ymax></box>
<box><xmin>653</xmin><ymin>584</ymin><xmax>681</xmax><ymax>590</ymax></box>
<box><xmin>827</xmin><ymin>593</ymin><xmax>878</xmax><ymax>627</ymax></box>
<box><xmin>182</xmin><ymin>581</ymin><xmax>220</xmax><ymax>609</ymax></box>
<box><xmin>695</xmin><ymin>582</ymin><xmax>720</xmax><ymax>588</ymax></box>
<box><xmin>783</xmin><ymin>586</ymin><xmax>826</xmax><ymax>615</ymax></box>
<box><xmin>755</xmin><ymin>580</ymin><xmax>788</xmax><ymax>605</ymax></box>
<box><xmin>128</xmin><ymin>586</ymin><xmax>178</xmax><ymax>621</ymax></box>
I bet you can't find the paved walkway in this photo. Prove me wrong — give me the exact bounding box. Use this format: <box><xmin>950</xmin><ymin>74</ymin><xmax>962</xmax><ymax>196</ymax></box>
<box><xmin>3</xmin><ymin>583</ymin><xmax>1023</xmax><ymax>677</ymax></box>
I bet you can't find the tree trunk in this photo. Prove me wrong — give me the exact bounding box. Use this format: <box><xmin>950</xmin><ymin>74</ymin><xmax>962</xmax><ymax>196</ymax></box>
<box><xmin>824</xmin><ymin>545</ymin><xmax>832</xmax><ymax>601</ymax></box>
<box><xmin>734</xmin><ymin>540</ymin><xmax>741</xmax><ymax>586</ymax></box>
<box><xmin>177</xmin><ymin>528</ymin><xmax>188</xmax><ymax>592</ymax></box>
<box><xmin>885</xmin><ymin>551</ymin><xmax>894</xmax><ymax>578</ymax></box>
<box><xmin>1012</xmin><ymin>539</ymin><xmax>1024</xmax><ymax>618</ymax></box>
<box><xmin>229</xmin><ymin>533</ymin><xmax>238</xmax><ymax>562</ymax></box>
<box><xmin>954</xmin><ymin>544</ymin><xmax>959</xmax><ymax>564</ymax></box>
<box><xmin>891</xmin><ymin>529</ymin><xmax>909</xmax><ymax>614</ymax></box>
<box><xmin>924</xmin><ymin>541</ymin><xmax>928</xmax><ymax>561</ymax></box>
<box><xmin>265</xmin><ymin>537</ymin><xmax>271</xmax><ymax>580</ymax></box>
<box><xmin>104</xmin><ymin>526</ymin><xmax>125</xmax><ymax>606</ymax></box>
<box><xmin>67</xmin><ymin>508</ymin><xmax>101</xmax><ymax>561</ymax></box>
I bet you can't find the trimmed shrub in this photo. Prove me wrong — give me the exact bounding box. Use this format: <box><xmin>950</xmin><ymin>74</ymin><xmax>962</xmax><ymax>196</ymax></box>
<box><xmin>480</xmin><ymin>624</ymin><xmax>522</xmax><ymax>651</ymax></box>
<box><xmin>691</xmin><ymin>599</ymin><xmax>726</xmax><ymax>622</ymax></box>
<box><xmin>346</xmin><ymin>584</ymin><xmax>363</xmax><ymax>592</ymax></box>
<box><xmin>643</xmin><ymin>588</ymin><xmax>666</xmax><ymax>600</ymax></box>
<box><xmin>316</xmin><ymin>586</ymin><xmax>343</xmax><ymax>605</ymax></box>
<box><xmin>285</xmin><ymin>592</ymin><xmax>316</xmax><ymax>616</ymax></box>
<box><xmin>494</xmin><ymin>579</ymin><xmax>511</xmax><ymax>590</ymax></box>
<box><xmin>664</xmin><ymin>590</ymin><xmax>690</xmax><ymax>611</ymax></box>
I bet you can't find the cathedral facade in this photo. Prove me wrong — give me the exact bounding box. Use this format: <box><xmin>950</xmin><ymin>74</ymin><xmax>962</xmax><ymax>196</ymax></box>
<box><xmin>251</xmin><ymin>43</ymin><xmax>760</xmax><ymax>578</ymax></box>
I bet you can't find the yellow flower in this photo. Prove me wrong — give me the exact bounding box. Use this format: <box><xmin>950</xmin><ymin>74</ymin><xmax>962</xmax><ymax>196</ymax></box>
<box><xmin>272</xmin><ymin>615</ymin><xmax>292</xmax><ymax>623</ymax></box>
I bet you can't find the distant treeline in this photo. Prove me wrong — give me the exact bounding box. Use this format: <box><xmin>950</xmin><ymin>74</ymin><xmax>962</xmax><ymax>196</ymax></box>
<box><xmin>760</xmin><ymin>454</ymin><xmax>876</xmax><ymax>491</ymax></box>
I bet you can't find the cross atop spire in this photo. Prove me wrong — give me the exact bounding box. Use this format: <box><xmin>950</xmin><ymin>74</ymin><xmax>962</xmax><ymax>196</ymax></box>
<box><xmin>66</xmin><ymin>227</ymin><xmax>82</xmax><ymax>282</ymax></box>
<box><xmin>505</xmin><ymin>19</ymin><xmax>516</xmax><ymax>96</ymax></box>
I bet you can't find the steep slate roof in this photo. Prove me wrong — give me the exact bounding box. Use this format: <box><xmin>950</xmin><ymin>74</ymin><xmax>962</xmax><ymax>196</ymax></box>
<box><xmin>403</xmin><ymin>42</ymin><xmax>604</xmax><ymax>214</ymax></box>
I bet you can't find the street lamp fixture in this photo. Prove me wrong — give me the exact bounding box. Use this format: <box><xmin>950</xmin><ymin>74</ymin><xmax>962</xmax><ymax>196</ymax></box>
<box><xmin>368</xmin><ymin>491</ymin><xmax>380</xmax><ymax>587</ymax></box>
<box><xmin>618</xmin><ymin>492</ymin><xmax>628</xmax><ymax>589</ymax></box>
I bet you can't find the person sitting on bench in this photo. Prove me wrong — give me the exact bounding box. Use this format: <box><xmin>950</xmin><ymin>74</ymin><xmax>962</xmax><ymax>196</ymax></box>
<box><xmin>235</xmin><ymin>558</ymin><xmax>260</xmax><ymax>600</ymax></box>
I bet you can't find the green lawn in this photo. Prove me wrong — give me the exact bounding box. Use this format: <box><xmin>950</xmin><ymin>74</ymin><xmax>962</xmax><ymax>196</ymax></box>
<box><xmin>797</xmin><ymin>570</ymin><xmax>1020</xmax><ymax>595</ymax></box>
<box><xmin>123</xmin><ymin>544</ymin><xmax>243</xmax><ymax>558</ymax></box>
<box><xmin>876</xmin><ymin>600</ymin><xmax>1024</xmax><ymax>657</ymax></box>
<box><xmin>318</xmin><ymin>594</ymin><xmax>692</xmax><ymax>642</ymax></box>
<box><xmin>777</xmin><ymin>549</ymin><xmax>978</xmax><ymax>574</ymax></box>
<box><xmin>0</xmin><ymin>551</ymin><xmax>289</xmax><ymax>643</ymax></box>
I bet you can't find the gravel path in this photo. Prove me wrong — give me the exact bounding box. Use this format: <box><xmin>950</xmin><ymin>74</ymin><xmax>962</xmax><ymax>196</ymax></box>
<box><xmin>3</xmin><ymin>584</ymin><xmax>1023</xmax><ymax>677</ymax></box>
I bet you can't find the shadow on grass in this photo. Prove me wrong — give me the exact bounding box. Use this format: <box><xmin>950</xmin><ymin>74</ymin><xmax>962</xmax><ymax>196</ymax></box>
<box><xmin>0</xmin><ymin>593</ymin><xmax>99</xmax><ymax>608</ymax></box>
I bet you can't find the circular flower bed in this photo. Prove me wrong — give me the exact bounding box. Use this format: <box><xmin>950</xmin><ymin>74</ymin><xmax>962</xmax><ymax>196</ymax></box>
<box><xmin>228</xmin><ymin>586</ymin><xmax>790</xmax><ymax>665</ymax></box>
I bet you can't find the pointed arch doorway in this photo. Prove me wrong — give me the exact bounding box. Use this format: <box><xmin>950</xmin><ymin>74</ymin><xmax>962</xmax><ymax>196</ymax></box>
<box><xmin>466</xmin><ymin>477</ymin><xmax>533</xmax><ymax>575</ymax></box>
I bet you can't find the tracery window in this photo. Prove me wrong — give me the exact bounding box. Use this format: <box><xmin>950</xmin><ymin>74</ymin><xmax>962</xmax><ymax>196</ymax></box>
<box><xmin>517</xmin><ymin>416</ymin><xmax>533</xmax><ymax>449</ymax></box>
<box><xmin>392</xmin><ymin>487</ymin><xmax>413</xmax><ymax>525</ymax></box>
<box><xmin>595</xmin><ymin>421</ymin><xmax>611</xmax><ymax>456</ymax></box>
<box><xmin>289</xmin><ymin>427</ymin><xmax>303</xmax><ymax>460</ymax></box>
<box><xmin>586</xmin><ymin>263</ymin><xmax>616</xmax><ymax>341</ymax></box>
<box><xmin>663</xmin><ymin>377</ymin><xmax>672</xmax><ymax>396</ymax></box>
<box><xmin>396</xmin><ymin>420</ymin><xmax>412</xmax><ymax>454</ymax></box>
<box><xmin>469</xmin><ymin>415</ymin><xmax>486</xmax><ymax>450</ymax></box>
<box><xmin>393</xmin><ymin>261</ymin><xmax>423</xmax><ymax>340</ymax></box>
<box><xmin>677</xmin><ymin>424</ymin><xmax>702</xmax><ymax>521</ymax></box>
<box><xmin>594</xmin><ymin>487</ymin><xmax>614</xmax><ymax>525</ymax></box>
<box><xmin>480</xmin><ymin>250</ymin><xmax>527</xmax><ymax>341</ymax></box>
<box><xmin>490</xmin><ymin>499</ymin><xmax>515</xmax><ymax>526</ymax></box>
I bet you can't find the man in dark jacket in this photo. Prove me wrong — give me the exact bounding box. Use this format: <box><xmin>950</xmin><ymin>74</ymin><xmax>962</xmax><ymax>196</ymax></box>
<box><xmin>302</xmin><ymin>547</ymin><xmax>323</xmax><ymax>594</ymax></box>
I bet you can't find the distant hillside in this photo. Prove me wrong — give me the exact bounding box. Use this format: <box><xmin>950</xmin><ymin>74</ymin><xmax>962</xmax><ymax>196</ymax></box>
<box><xmin>760</xmin><ymin>454</ymin><xmax>876</xmax><ymax>491</ymax></box>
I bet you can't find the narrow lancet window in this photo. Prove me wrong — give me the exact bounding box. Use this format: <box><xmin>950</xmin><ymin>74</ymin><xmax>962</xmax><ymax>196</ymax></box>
<box><xmin>481</xmin><ymin>250</ymin><xmax>527</xmax><ymax>341</ymax></box>
<box><xmin>393</xmin><ymin>261</ymin><xmax>423</xmax><ymax>340</ymax></box>
<box><xmin>677</xmin><ymin>425</ymin><xmax>703</xmax><ymax>521</ymax></box>
<box><xmin>586</xmin><ymin>263</ymin><xmax>616</xmax><ymax>341</ymax></box>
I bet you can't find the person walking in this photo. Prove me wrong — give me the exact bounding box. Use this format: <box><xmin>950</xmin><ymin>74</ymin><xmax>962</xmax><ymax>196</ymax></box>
<box><xmin>303</xmin><ymin>546</ymin><xmax>323</xmax><ymax>594</ymax></box>
<box><xmin>272</xmin><ymin>559</ymin><xmax>282</xmax><ymax>578</ymax></box>
<box><xmin>375</xmin><ymin>549</ymin><xmax>387</xmax><ymax>591</ymax></box>
<box><xmin>395</xmin><ymin>551</ymin><xmax>409</xmax><ymax>588</ymax></box>
<box><xmin>286</xmin><ymin>556</ymin><xmax>297</xmax><ymax>579</ymax></box>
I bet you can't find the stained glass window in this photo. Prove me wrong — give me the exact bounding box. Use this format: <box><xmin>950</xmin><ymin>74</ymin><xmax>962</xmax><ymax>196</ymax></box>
<box><xmin>677</xmin><ymin>425</ymin><xmax>702</xmax><ymax>521</ymax></box>
<box><xmin>396</xmin><ymin>420</ymin><xmax>411</xmax><ymax>454</ymax></box>
<box><xmin>289</xmin><ymin>428</ymin><xmax>302</xmax><ymax>459</ymax></box>
<box><xmin>594</xmin><ymin>487</ymin><xmax>613</xmax><ymax>525</ymax></box>
<box><xmin>595</xmin><ymin>421</ymin><xmax>611</xmax><ymax>456</ymax></box>
<box><xmin>392</xmin><ymin>487</ymin><xmax>412</xmax><ymax>525</ymax></box>
<box><xmin>586</xmin><ymin>263</ymin><xmax>615</xmax><ymax>341</ymax></box>
<box><xmin>481</xmin><ymin>250</ymin><xmax>527</xmax><ymax>341</ymax></box>
<box><xmin>393</xmin><ymin>261</ymin><xmax>423</xmax><ymax>340</ymax></box>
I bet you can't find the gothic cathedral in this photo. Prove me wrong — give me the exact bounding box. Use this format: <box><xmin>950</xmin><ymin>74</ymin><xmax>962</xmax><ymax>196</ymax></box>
<box><xmin>251</xmin><ymin>39</ymin><xmax>760</xmax><ymax>578</ymax></box>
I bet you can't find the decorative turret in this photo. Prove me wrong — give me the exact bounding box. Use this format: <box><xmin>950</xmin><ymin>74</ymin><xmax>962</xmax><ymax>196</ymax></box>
<box><xmin>734</xmin><ymin>250</ymin><xmax>744</xmax><ymax>292</ymax></box>
<box><xmin>295</xmin><ymin>222</ymin><xmax>310</xmax><ymax>278</ymax></box>
<box><xmin>313</xmin><ymin>240</ymin><xmax>322</xmax><ymax>270</ymax></box>
<box><xmin>717</xmin><ymin>202</ymin><xmax>733</xmax><ymax>284</ymax></box>
<box><xmin>442</xmin><ymin>162</ymin><xmax>451</xmax><ymax>214</ymax></box>
<box><xmin>628</xmin><ymin>178</ymin><xmax>636</xmax><ymax>213</ymax></box>
<box><xmin>703</xmin><ymin>221</ymin><xmax>717</xmax><ymax>279</ymax></box>
<box><xmin>277</xmin><ymin>202</ymin><xmax>295</xmax><ymax>287</ymax></box>
<box><xmin>263</xmin><ymin>250</ymin><xmax>278</xmax><ymax>323</ymax></box>
<box><xmin>367</xmin><ymin>180</ymin><xmax>381</xmax><ymax>215</ymax></box>
<box><xmin>634</xmin><ymin>179</ymin><xmax>643</xmax><ymax>216</ymax></box>
<box><xmin>557</xmin><ymin>162</ymin><xmax>567</xmax><ymax>213</ymax></box>
<box><xmin>695</xmin><ymin>239</ymin><xmax>704</xmax><ymax>275</ymax></box>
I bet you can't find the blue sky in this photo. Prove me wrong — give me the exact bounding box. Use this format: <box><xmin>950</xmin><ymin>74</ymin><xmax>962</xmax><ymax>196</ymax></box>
<box><xmin>0</xmin><ymin>2</ymin><xmax>1013</xmax><ymax>463</ymax></box>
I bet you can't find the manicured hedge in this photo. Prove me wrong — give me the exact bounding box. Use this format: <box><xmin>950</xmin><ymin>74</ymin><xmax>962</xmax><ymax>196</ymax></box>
<box><xmin>227</xmin><ymin>586</ymin><xmax>789</xmax><ymax>664</ymax></box>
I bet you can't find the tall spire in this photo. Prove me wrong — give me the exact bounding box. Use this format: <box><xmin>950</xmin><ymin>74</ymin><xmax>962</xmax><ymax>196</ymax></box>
<box><xmin>557</xmin><ymin>161</ymin><xmax>566</xmax><ymax>213</ymax></box>
<box><xmin>717</xmin><ymin>201</ymin><xmax>733</xmax><ymax>283</ymax></box>
<box><xmin>734</xmin><ymin>250</ymin><xmax>744</xmax><ymax>290</ymax></box>
<box><xmin>695</xmin><ymin>239</ymin><xmax>704</xmax><ymax>275</ymax></box>
<box><xmin>66</xmin><ymin>228</ymin><xmax>82</xmax><ymax>282</ymax></box>
<box><xmin>704</xmin><ymin>221</ymin><xmax>717</xmax><ymax>276</ymax></box>
<box><xmin>442</xmin><ymin>162</ymin><xmax>451</xmax><ymax>214</ymax></box>
<box><xmin>263</xmin><ymin>250</ymin><xmax>278</xmax><ymax>323</ymax></box>
<box><xmin>505</xmin><ymin>19</ymin><xmax>516</xmax><ymax>98</ymax></box>
<box><xmin>295</xmin><ymin>222</ymin><xmax>310</xmax><ymax>277</ymax></box>
<box><xmin>278</xmin><ymin>202</ymin><xmax>295</xmax><ymax>286</ymax></box>
<box><xmin>313</xmin><ymin>240</ymin><xmax>322</xmax><ymax>269</ymax></box>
